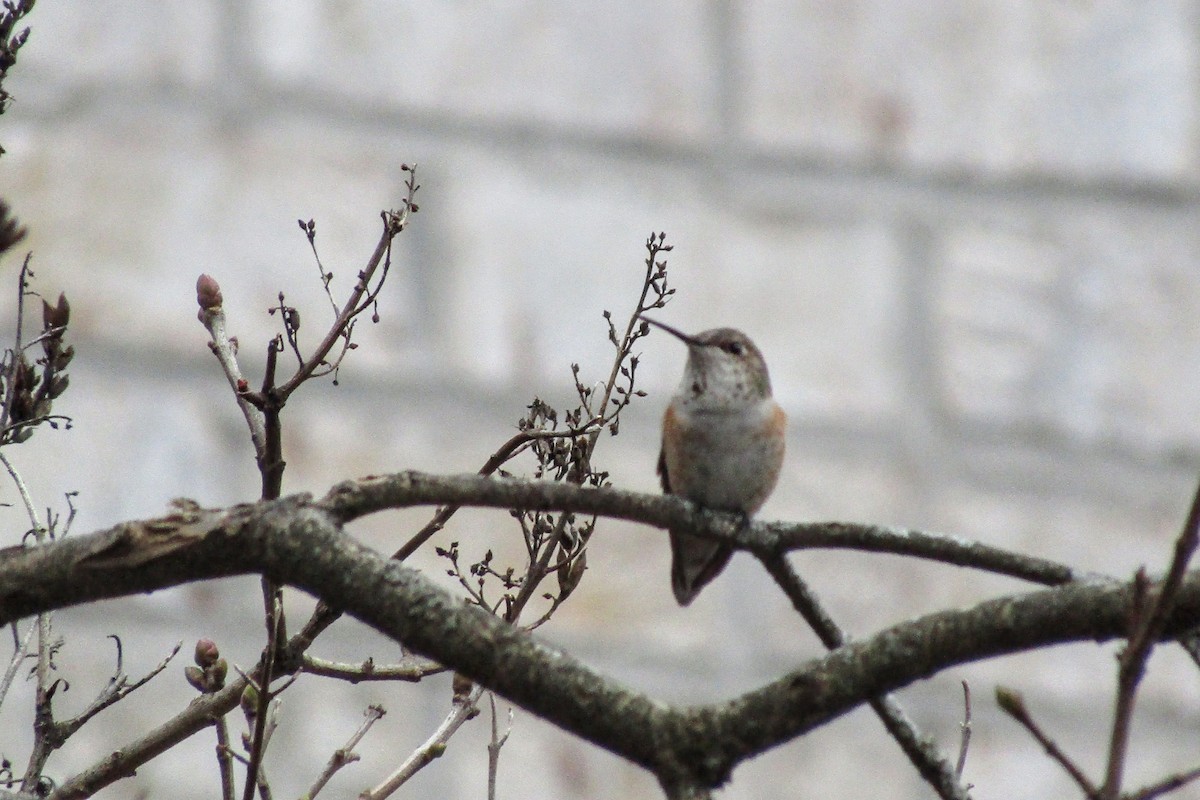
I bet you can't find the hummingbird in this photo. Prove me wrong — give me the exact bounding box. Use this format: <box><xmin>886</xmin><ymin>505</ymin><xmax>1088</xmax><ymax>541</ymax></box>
<box><xmin>642</xmin><ymin>316</ymin><xmax>786</xmax><ymax>606</ymax></box>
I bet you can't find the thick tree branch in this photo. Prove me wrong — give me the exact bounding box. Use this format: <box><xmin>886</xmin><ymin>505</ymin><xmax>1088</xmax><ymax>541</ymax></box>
<box><xmin>0</xmin><ymin>478</ymin><xmax>1197</xmax><ymax>792</ymax></box>
<box><xmin>324</xmin><ymin>472</ymin><xmax>1079</xmax><ymax>585</ymax></box>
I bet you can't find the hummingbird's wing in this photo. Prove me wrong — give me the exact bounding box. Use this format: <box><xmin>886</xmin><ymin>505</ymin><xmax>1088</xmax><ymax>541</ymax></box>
<box><xmin>659</xmin><ymin>435</ymin><xmax>733</xmax><ymax>605</ymax></box>
<box><xmin>670</xmin><ymin>532</ymin><xmax>732</xmax><ymax>606</ymax></box>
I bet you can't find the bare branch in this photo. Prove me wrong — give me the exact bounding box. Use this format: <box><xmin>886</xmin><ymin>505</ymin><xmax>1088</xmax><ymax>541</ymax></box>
<box><xmin>49</xmin><ymin>679</ymin><xmax>248</xmax><ymax>799</ymax></box>
<box><xmin>1126</xmin><ymin>763</ymin><xmax>1200</xmax><ymax>800</ymax></box>
<box><xmin>196</xmin><ymin>277</ymin><xmax>267</xmax><ymax>461</ymax></box>
<box><xmin>955</xmin><ymin>681</ymin><xmax>972</xmax><ymax>781</ymax></box>
<box><xmin>759</xmin><ymin>553</ymin><xmax>970</xmax><ymax>800</ymax></box>
<box><xmin>0</xmin><ymin>620</ymin><xmax>34</xmax><ymax>710</ymax></box>
<box><xmin>277</xmin><ymin>180</ymin><xmax>417</xmax><ymax>399</ymax></box>
<box><xmin>296</xmin><ymin>218</ymin><xmax>339</xmax><ymax>316</ymax></box>
<box><xmin>242</xmin><ymin>595</ymin><xmax>284</xmax><ymax>800</ymax></box>
<box><xmin>393</xmin><ymin>231</ymin><xmax>669</xmax><ymax>564</ymax></box>
<box><xmin>300</xmin><ymin>654</ymin><xmax>442</xmax><ymax>683</ymax></box>
<box><xmin>6</xmin><ymin>488</ymin><xmax>1200</xmax><ymax>795</ymax></box>
<box><xmin>53</xmin><ymin>638</ymin><xmax>182</xmax><ymax>741</ymax></box>
<box><xmin>1</xmin><ymin>449</ymin><xmax>55</xmax><ymax>793</ymax></box>
<box><xmin>487</xmin><ymin>693</ymin><xmax>513</xmax><ymax>800</ymax></box>
<box><xmin>215</xmin><ymin>715</ymin><xmax>235</xmax><ymax>800</ymax></box>
<box><xmin>996</xmin><ymin>686</ymin><xmax>1097</xmax><ymax>796</ymax></box>
<box><xmin>305</xmin><ymin>703</ymin><xmax>385</xmax><ymax>799</ymax></box>
<box><xmin>327</xmin><ymin>472</ymin><xmax>1077</xmax><ymax>586</ymax></box>
<box><xmin>362</xmin><ymin>686</ymin><xmax>482</xmax><ymax>800</ymax></box>
<box><xmin>1101</xmin><ymin>474</ymin><xmax>1200</xmax><ymax>798</ymax></box>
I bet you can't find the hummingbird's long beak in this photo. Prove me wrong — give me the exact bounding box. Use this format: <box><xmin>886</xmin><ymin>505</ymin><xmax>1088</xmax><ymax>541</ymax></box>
<box><xmin>640</xmin><ymin>315</ymin><xmax>703</xmax><ymax>347</ymax></box>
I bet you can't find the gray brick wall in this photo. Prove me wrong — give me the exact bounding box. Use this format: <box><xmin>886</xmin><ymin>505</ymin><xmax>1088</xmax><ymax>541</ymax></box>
<box><xmin>2</xmin><ymin>3</ymin><xmax>1199</xmax><ymax>799</ymax></box>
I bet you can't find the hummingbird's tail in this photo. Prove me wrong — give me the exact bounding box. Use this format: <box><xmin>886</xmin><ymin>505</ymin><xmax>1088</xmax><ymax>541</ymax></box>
<box><xmin>669</xmin><ymin>530</ymin><xmax>733</xmax><ymax>606</ymax></box>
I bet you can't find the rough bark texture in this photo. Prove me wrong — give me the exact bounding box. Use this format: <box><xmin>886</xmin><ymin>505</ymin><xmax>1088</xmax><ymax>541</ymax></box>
<box><xmin>0</xmin><ymin>472</ymin><xmax>1191</xmax><ymax>790</ymax></box>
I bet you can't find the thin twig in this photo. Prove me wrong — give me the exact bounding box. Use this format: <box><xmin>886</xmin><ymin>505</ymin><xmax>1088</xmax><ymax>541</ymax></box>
<box><xmin>253</xmin><ymin>762</ymin><xmax>272</xmax><ymax>800</ymax></box>
<box><xmin>504</xmin><ymin>515</ymin><xmax>569</xmax><ymax>623</ymax></box>
<box><xmin>277</xmin><ymin>179</ymin><xmax>417</xmax><ymax>398</ymax></box>
<box><xmin>758</xmin><ymin>552</ymin><xmax>971</xmax><ymax>800</ymax></box>
<box><xmin>2</xmin><ymin>449</ymin><xmax>55</xmax><ymax>792</ymax></box>
<box><xmin>215</xmin><ymin>716</ymin><xmax>235</xmax><ymax>800</ymax></box>
<box><xmin>300</xmin><ymin>654</ymin><xmax>442</xmax><ymax>683</ymax></box>
<box><xmin>241</xmin><ymin>599</ymin><xmax>284</xmax><ymax>800</ymax></box>
<box><xmin>955</xmin><ymin>681</ymin><xmax>971</xmax><ymax>780</ymax></box>
<box><xmin>391</xmin><ymin>406</ymin><xmax>631</xmax><ymax>563</ymax></box>
<box><xmin>0</xmin><ymin>620</ymin><xmax>34</xmax><ymax>710</ymax></box>
<box><xmin>394</xmin><ymin>430</ymin><xmax>576</xmax><ymax>562</ymax></box>
<box><xmin>394</xmin><ymin>231</ymin><xmax>667</xmax><ymax>563</ymax></box>
<box><xmin>0</xmin><ymin>414</ymin><xmax>73</xmax><ymax>446</ymax></box>
<box><xmin>487</xmin><ymin>693</ymin><xmax>513</xmax><ymax>800</ymax></box>
<box><xmin>298</xmin><ymin>219</ymin><xmax>339</xmax><ymax>315</ymax></box>
<box><xmin>1</xmin><ymin>449</ymin><xmax>43</xmax><ymax>535</ymax></box>
<box><xmin>52</xmin><ymin>638</ymin><xmax>182</xmax><ymax>741</ymax></box>
<box><xmin>17</xmin><ymin>324</ymin><xmax>67</xmax><ymax>354</ymax></box>
<box><xmin>1101</xmin><ymin>475</ymin><xmax>1200</xmax><ymax>798</ymax></box>
<box><xmin>221</xmin><ymin>698</ymin><xmax>279</xmax><ymax>800</ymax></box>
<box><xmin>51</xmin><ymin>605</ymin><xmax>333</xmax><ymax>800</ymax></box>
<box><xmin>363</xmin><ymin>685</ymin><xmax>483</xmax><ymax>800</ymax></box>
<box><xmin>996</xmin><ymin>686</ymin><xmax>1097</xmax><ymax>796</ymax></box>
<box><xmin>1126</xmin><ymin>763</ymin><xmax>1200</xmax><ymax>800</ymax></box>
<box><xmin>304</xmin><ymin>704</ymin><xmax>385</xmax><ymax>799</ymax></box>
<box><xmin>19</xmin><ymin>635</ymin><xmax>181</xmax><ymax>789</ymax></box>
<box><xmin>198</xmin><ymin>301</ymin><xmax>267</xmax><ymax>460</ymax></box>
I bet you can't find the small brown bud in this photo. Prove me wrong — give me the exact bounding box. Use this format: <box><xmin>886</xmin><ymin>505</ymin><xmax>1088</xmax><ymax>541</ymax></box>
<box><xmin>995</xmin><ymin>686</ymin><xmax>1025</xmax><ymax>716</ymax></box>
<box><xmin>209</xmin><ymin>658</ymin><xmax>228</xmax><ymax>690</ymax></box>
<box><xmin>193</xmin><ymin>638</ymin><xmax>219</xmax><ymax>671</ymax></box>
<box><xmin>194</xmin><ymin>638</ymin><xmax>219</xmax><ymax>667</ymax></box>
<box><xmin>184</xmin><ymin>665</ymin><xmax>206</xmax><ymax>693</ymax></box>
<box><xmin>196</xmin><ymin>274</ymin><xmax>223</xmax><ymax>310</ymax></box>
<box><xmin>240</xmin><ymin>684</ymin><xmax>259</xmax><ymax>717</ymax></box>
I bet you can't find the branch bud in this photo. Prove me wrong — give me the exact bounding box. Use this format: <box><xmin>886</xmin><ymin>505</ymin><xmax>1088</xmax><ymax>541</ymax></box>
<box><xmin>240</xmin><ymin>684</ymin><xmax>259</xmax><ymax>717</ymax></box>
<box><xmin>194</xmin><ymin>638</ymin><xmax>220</xmax><ymax>667</ymax></box>
<box><xmin>209</xmin><ymin>658</ymin><xmax>228</xmax><ymax>690</ymax></box>
<box><xmin>196</xmin><ymin>274</ymin><xmax>223</xmax><ymax>311</ymax></box>
<box><xmin>994</xmin><ymin>685</ymin><xmax>1025</xmax><ymax>717</ymax></box>
<box><xmin>184</xmin><ymin>665</ymin><xmax>206</xmax><ymax>693</ymax></box>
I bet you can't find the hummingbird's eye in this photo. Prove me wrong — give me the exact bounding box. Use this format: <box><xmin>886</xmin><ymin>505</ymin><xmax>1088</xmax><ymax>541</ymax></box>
<box><xmin>724</xmin><ymin>341</ymin><xmax>744</xmax><ymax>356</ymax></box>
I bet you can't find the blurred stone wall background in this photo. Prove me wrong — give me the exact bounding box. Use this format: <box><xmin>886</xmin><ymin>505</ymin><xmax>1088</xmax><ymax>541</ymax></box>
<box><xmin>3</xmin><ymin>2</ymin><xmax>1200</xmax><ymax>799</ymax></box>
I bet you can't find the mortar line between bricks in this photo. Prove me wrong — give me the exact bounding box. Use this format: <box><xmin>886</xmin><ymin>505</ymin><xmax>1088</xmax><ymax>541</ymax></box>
<box><xmin>63</xmin><ymin>337</ymin><xmax>1200</xmax><ymax>512</ymax></box>
<box><xmin>13</xmin><ymin>79</ymin><xmax>1200</xmax><ymax>211</ymax></box>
